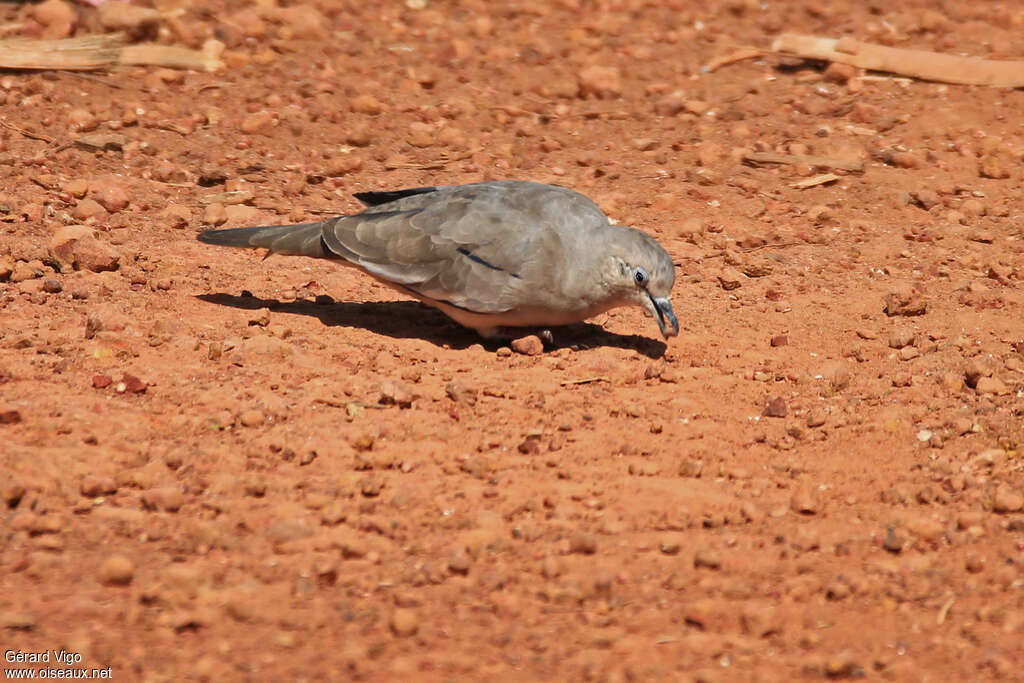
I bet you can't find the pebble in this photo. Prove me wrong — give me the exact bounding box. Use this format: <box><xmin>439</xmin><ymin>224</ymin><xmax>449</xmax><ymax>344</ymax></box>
<box><xmin>892</xmin><ymin>372</ymin><xmax>912</xmax><ymax>387</ymax></box>
<box><xmin>203</xmin><ymin>203</ymin><xmax>228</xmax><ymax>226</ymax></box>
<box><xmin>447</xmin><ymin>550</ymin><xmax>471</xmax><ymax>575</ymax></box>
<box><xmin>80</xmin><ymin>475</ymin><xmax>117</xmax><ymax>497</ymax></box>
<box><xmin>717</xmin><ymin>268</ymin><xmax>743</xmax><ymax>290</ymax></box>
<box><xmin>275</xmin><ymin>6</ymin><xmax>329</xmax><ymax>40</ymax></box>
<box><xmin>345</xmin><ymin>124</ymin><xmax>374</xmax><ymax>147</ymax></box>
<box><xmin>770</xmin><ymin>335</ymin><xmax>788</xmax><ymax>347</ymax></box>
<box><xmin>390</xmin><ymin>608</ymin><xmax>419</xmax><ymax>637</ymax></box>
<box><xmin>33</xmin><ymin>0</ymin><xmax>75</xmax><ymax>39</ymax></box>
<box><xmin>92</xmin><ymin>375</ymin><xmax>112</xmax><ymax>389</ymax></box>
<box><xmin>659</xmin><ymin>539</ymin><xmax>681</xmax><ymax>555</ymax></box>
<box><xmin>240</xmin><ymin>111</ymin><xmax>274</xmax><ymax>135</ymax></box>
<box><xmin>578</xmin><ymin>65</ymin><xmax>623</xmax><ymax>98</ymax></box>
<box><xmin>824</xmin><ymin>651</ymin><xmax>858</xmax><ymax>678</ymax></box>
<box><xmin>884</xmin><ymin>284</ymin><xmax>927</xmax><ymax>317</ymax></box>
<box><xmin>10</xmin><ymin>262</ymin><xmax>41</xmax><ymax>283</ymax></box>
<box><xmin>89</xmin><ymin>180</ymin><xmax>130</xmax><ymax>213</ymax></box>
<box><xmin>239</xmin><ymin>409</ymin><xmax>265</xmax><ymax>427</ymax></box>
<box><xmin>675</xmin><ymin>216</ymin><xmax>702</xmax><ymax>239</ymax></box>
<box><xmin>359</xmin><ymin>476</ymin><xmax>383</xmax><ymax>497</ymax></box>
<box><xmin>511</xmin><ymin>335</ymin><xmax>543</xmax><ymax>356</ymax></box>
<box><xmin>684</xmin><ymin>99</ymin><xmax>711</xmax><ymax>116</ymax></box>
<box><xmin>890</xmin><ymin>151</ymin><xmax>925</xmax><ymax>169</ymax></box>
<box><xmin>762</xmin><ymin>396</ymin><xmax>787</xmax><ymax>418</ymax></box>
<box><xmin>888</xmin><ymin>328</ymin><xmax>915</xmax><ymax>349</ymax></box>
<box><xmin>324</xmin><ymin>154</ymin><xmax>363</xmax><ymax>176</ymax></box>
<box><xmin>159</xmin><ymin>204</ymin><xmax>193</xmax><ymax>229</ymax></box>
<box><xmin>898</xmin><ymin>347</ymin><xmax>920</xmax><ymax>361</ymax></box>
<box><xmin>141</xmin><ymin>486</ymin><xmax>184</xmax><ymax>513</ymax></box>
<box><xmin>116</xmin><ymin>374</ymin><xmax>146</xmax><ymax>394</ymax></box>
<box><xmin>790</xmin><ymin>482</ymin><xmax>820</xmax><ymax>515</ymax></box>
<box><xmin>960</xmin><ymin>199</ymin><xmax>985</xmax><ymax>217</ymax></box>
<box><xmin>974</xmin><ymin>377</ymin><xmax>1008</xmax><ymax>395</ymax></box>
<box><xmin>882</xmin><ymin>528</ymin><xmax>904</xmax><ymax>554</ymax></box>
<box><xmin>98</xmin><ymin>555</ymin><xmax>134</xmax><ymax>586</ymax></box>
<box><xmin>806</xmin><ymin>407</ymin><xmax>828</xmax><ymax>428</ymax></box>
<box><xmin>379</xmin><ymin>380</ymin><xmax>415</xmax><ymax>408</ymax></box>
<box><xmin>351</xmin><ymin>94</ymin><xmax>386</xmax><ymax>115</ymax></box>
<box><xmin>98</xmin><ymin>2</ymin><xmax>161</xmax><ymax>35</ymax></box>
<box><xmin>963</xmin><ymin>360</ymin><xmax>991</xmax><ymax>388</ymax></box>
<box><xmin>823</xmin><ymin>62</ymin><xmax>857</xmax><ymax>84</ymax></box>
<box><xmin>693</xmin><ymin>549</ymin><xmax>721</xmax><ymax>570</ymax></box>
<box><xmin>407</xmin><ymin>122</ymin><xmax>434</xmax><ymax>148</ymax></box>
<box><xmin>49</xmin><ymin>225</ymin><xmax>120</xmax><ymax>273</ymax></box>
<box><xmin>679</xmin><ymin>459</ymin><xmax>703</xmax><ymax>478</ymax></box>
<box><xmin>2</xmin><ymin>482</ymin><xmax>26</xmax><ymax>506</ymax></box>
<box><xmin>517</xmin><ymin>438</ymin><xmax>540</xmax><ymax>455</ymax></box>
<box><xmin>42</xmin><ymin>279</ymin><xmax>62</xmax><ymax>294</ymax></box>
<box><xmin>993</xmin><ymin>486</ymin><xmax>1024</xmax><ymax>514</ymax></box>
<box><xmin>904</xmin><ymin>516</ymin><xmax>943</xmax><ymax>540</ymax></box>
<box><xmin>964</xmin><ymin>553</ymin><xmax>986</xmax><ymax>574</ymax></box>
<box><xmin>224</xmin><ymin>205</ymin><xmax>262</xmax><ymax>226</ymax></box>
<box><xmin>72</xmin><ymin>199</ymin><xmax>107</xmax><ymax>222</ymax></box>
<box><xmin>979</xmin><ymin>155</ymin><xmax>1010</xmax><ymax>179</ymax></box>
<box><xmin>568</xmin><ymin>533</ymin><xmax>597</xmax><ymax>555</ymax></box>
<box><xmin>445</xmin><ymin>380</ymin><xmax>478</xmax><ymax>405</ymax></box>
<box><xmin>912</xmin><ymin>189</ymin><xmax>941</xmax><ymax>210</ymax></box>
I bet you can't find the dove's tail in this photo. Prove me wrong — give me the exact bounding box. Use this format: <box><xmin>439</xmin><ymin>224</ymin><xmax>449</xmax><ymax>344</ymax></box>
<box><xmin>197</xmin><ymin>221</ymin><xmax>328</xmax><ymax>258</ymax></box>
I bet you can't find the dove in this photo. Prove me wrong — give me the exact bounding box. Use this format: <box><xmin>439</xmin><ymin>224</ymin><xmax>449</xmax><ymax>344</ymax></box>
<box><xmin>197</xmin><ymin>181</ymin><xmax>678</xmax><ymax>339</ymax></box>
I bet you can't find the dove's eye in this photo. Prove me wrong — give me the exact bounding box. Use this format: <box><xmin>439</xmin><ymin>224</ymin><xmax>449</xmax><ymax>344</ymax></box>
<box><xmin>633</xmin><ymin>267</ymin><xmax>649</xmax><ymax>287</ymax></box>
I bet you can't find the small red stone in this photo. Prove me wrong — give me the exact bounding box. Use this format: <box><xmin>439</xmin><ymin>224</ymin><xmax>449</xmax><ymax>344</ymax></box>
<box><xmin>92</xmin><ymin>374</ymin><xmax>112</xmax><ymax>389</ymax></box>
<box><xmin>762</xmin><ymin>397</ymin><xmax>787</xmax><ymax>418</ymax></box>
<box><xmin>121</xmin><ymin>374</ymin><xmax>146</xmax><ymax>393</ymax></box>
<box><xmin>517</xmin><ymin>439</ymin><xmax>541</xmax><ymax>455</ymax></box>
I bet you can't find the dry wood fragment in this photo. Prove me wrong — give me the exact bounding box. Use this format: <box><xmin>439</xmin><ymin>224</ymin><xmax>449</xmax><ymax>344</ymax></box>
<box><xmin>702</xmin><ymin>47</ymin><xmax>764</xmax><ymax>73</ymax></box>
<box><xmin>0</xmin><ymin>120</ymin><xmax>54</xmax><ymax>143</ymax></box>
<box><xmin>743</xmin><ymin>152</ymin><xmax>864</xmax><ymax>173</ymax></box>
<box><xmin>790</xmin><ymin>173</ymin><xmax>840</xmax><ymax>189</ymax></box>
<box><xmin>772</xmin><ymin>34</ymin><xmax>1024</xmax><ymax>88</ymax></box>
<box><xmin>0</xmin><ymin>33</ymin><xmax>222</xmax><ymax>72</ymax></box>
<box><xmin>119</xmin><ymin>43</ymin><xmax>222</xmax><ymax>71</ymax></box>
<box><xmin>0</xmin><ymin>34</ymin><xmax>120</xmax><ymax>70</ymax></box>
<box><xmin>560</xmin><ymin>377</ymin><xmax>610</xmax><ymax>386</ymax></box>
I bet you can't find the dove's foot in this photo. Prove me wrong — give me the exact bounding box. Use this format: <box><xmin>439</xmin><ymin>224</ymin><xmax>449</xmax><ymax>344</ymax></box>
<box><xmin>475</xmin><ymin>326</ymin><xmax>556</xmax><ymax>346</ymax></box>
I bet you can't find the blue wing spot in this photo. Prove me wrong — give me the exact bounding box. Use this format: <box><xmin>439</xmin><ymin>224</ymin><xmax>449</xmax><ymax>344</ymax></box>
<box><xmin>457</xmin><ymin>247</ymin><xmax>521</xmax><ymax>279</ymax></box>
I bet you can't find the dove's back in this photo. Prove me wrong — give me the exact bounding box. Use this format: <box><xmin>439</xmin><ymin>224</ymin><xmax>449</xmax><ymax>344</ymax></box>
<box><xmin>199</xmin><ymin>181</ymin><xmax>615</xmax><ymax>316</ymax></box>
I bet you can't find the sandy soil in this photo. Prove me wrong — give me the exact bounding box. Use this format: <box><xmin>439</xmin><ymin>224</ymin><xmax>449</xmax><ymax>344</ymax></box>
<box><xmin>2</xmin><ymin>0</ymin><xmax>1024</xmax><ymax>680</ymax></box>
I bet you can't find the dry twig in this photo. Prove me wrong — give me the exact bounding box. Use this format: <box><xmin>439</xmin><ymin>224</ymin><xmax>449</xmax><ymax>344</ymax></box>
<box><xmin>772</xmin><ymin>34</ymin><xmax>1024</xmax><ymax>88</ymax></box>
<box><xmin>790</xmin><ymin>173</ymin><xmax>841</xmax><ymax>189</ymax></box>
<box><xmin>743</xmin><ymin>151</ymin><xmax>864</xmax><ymax>173</ymax></box>
<box><xmin>0</xmin><ymin>32</ymin><xmax>222</xmax><ymax>72</ymax></box>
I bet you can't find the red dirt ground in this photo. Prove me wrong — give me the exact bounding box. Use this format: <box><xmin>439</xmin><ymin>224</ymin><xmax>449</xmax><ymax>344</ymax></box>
<box><xmin>2</xmin><ymin>0</ymin><xmax>1024</xmax><ymax>680</ymax></box>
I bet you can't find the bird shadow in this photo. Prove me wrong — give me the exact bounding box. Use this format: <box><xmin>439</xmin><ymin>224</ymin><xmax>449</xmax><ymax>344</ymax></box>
<box><xmin>197</xmin><ymin>293</ymin><xmax>667</xmax><ymax>358</ymax></box>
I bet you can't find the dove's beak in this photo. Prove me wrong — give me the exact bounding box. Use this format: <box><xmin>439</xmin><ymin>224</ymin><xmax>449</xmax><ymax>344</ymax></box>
<box><xmin>647</xmin><ymin>294</ymin><xmax>679</xmax><ymax>339</ymax></box>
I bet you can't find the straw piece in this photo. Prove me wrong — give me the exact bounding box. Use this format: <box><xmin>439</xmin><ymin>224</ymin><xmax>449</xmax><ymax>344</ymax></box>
<box><xmin>0</xmin><ymin>33</ymin><xmax>123</xmax><ymax>70</ymax></box>
<box><xmin>772</xmin><ymin>34</ymin><xmax>1024</xmax><ymax>88</ymax></box>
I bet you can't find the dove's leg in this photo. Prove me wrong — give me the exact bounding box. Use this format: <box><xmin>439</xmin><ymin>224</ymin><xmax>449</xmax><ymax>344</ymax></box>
<box><xmin>481</xmin><ymin>326</ymin><xmax>556</xmax><ymax>345</ymax></box>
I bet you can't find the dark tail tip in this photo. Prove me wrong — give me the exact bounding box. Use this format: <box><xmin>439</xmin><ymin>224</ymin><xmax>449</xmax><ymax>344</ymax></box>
<box><xmin>197</xmin><ymin>227</ymin><xmax>261</xmax><ymax>247</ymax></box>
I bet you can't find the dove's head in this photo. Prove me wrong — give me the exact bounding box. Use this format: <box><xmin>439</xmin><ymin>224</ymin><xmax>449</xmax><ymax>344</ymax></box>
<box><xmin>608</xmin><ymin>227</ymin><xmax>678</xmax><ymax>339</ymax></box>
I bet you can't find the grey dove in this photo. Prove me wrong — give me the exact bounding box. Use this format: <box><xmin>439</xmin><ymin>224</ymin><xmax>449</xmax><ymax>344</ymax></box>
<box><xmin>197</xmin><ymin>181</ymin><xmax>678</xmax><ymax>339</ymax></box>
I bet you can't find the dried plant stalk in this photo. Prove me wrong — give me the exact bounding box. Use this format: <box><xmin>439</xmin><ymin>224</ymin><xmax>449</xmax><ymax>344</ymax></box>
<box><xmin>119</xmin><ymin>44</ymin><xmax>221</xmax><ymax>72</ymax></box>
<box><xmin>0</xmin><ymin>33</ymin><xmax>124</xmax><ymax>70</ymax></box>
<box><xmin>772</xmin><ymin>34</ymin><xmax>1024</xmax><ymax>88</ymax></box>
<box><xmin>0</xmin><ymin>32</ymin><xmax>222</xmax><ymax>72</ymax></box>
